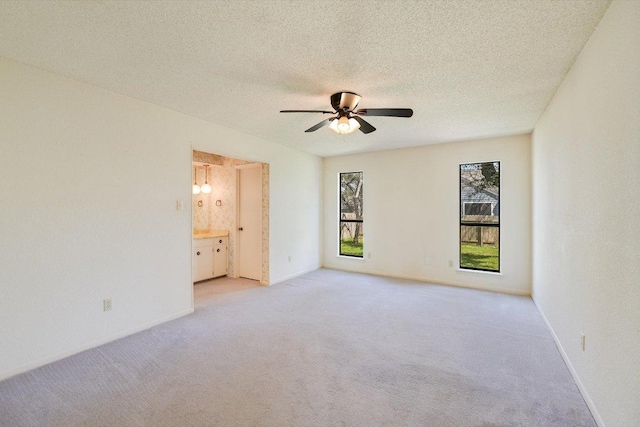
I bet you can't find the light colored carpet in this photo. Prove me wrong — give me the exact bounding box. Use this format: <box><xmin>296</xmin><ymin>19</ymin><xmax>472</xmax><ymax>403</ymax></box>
<box><xmin>0</xmin><ymin>269</ymin><xmax>595</xmax><ymax>426</ymax></box>
<box><xmin>194</xmin><ymin>276</ymin><xmax>262</xmax><ymax>297</ymax></box>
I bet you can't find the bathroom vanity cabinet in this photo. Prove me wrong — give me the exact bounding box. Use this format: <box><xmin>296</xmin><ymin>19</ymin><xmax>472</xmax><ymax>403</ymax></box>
<box><xmin>193</xmin><ymin>236</ymin><xmax>228</xmax><ymax>282</ymax></box>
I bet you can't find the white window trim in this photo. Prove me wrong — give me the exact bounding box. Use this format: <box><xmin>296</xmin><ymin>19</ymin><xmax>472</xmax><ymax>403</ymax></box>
<box><xmin>456</xmin><ymin>268</ymin><xmax>503</xmax><ymax>277</ymax></box>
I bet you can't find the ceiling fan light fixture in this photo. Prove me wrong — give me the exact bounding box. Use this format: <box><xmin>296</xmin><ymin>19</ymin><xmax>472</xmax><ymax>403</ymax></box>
<box><xmin>329</xmin><ymin>117</ymin><xmax>360</xmax><ymax>135</ymax></box>
<box><xmin>337</xmin><ymin>116</ymin><xmax>350</xmax><ymax>132</ymax></box>
<box><xmin>281</xmin><ymin>91</ymin><xmax>412</xmax><ymax>135</ymax></box>
<box><xmin>348</xmin><ymin>118</ymin><xmax>361</xmax><ymax>132</ymax></box>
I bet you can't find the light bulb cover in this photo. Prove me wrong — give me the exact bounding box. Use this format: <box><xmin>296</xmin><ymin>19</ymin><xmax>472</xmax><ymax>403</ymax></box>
<box><xmin>192</xmin><ymin>184</ymin><xmax>201</xmax><ymax>195</ymax></box>
<box><xmin>201</xmin><ymin>183</ymin><xmax>212</xmax><ymax>194</ymax></box>
<box><xmin>337</xmin><ymin>116</ymin><xmax>350</xmax><ymax>131</ymax></box>
<box><xmin>329</xmin><ymin>117</ymin><xmax>361</xmax><ymax>134</ymax></box>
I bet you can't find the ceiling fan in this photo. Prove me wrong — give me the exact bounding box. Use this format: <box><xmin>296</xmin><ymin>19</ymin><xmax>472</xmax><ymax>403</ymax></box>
<box><xmin>280</xmin><ymin>91</ymin><xmax>413</xmax><ymax>135</ymax></box>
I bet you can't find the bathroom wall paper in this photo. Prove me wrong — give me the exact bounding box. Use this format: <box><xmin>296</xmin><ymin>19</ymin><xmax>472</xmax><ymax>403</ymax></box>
<box><xmin>192</xmin><ymin>150</ymin><xmax>223</xmax><ymax>165</ymax></box>
<box><xmin>192</xmin><ymin>166</ymin><xmax>211</xmax><ymax>231</ymax></box>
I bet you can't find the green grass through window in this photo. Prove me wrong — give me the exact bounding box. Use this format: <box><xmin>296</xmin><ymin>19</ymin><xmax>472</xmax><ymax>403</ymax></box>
<box><xmin>460</xmin><ymin>243</ymin><xmax>499</xmax><ymax>271</ymax></box>
<box><xmin>340</xmin><ymin>239</ymin><xmax>363</xmax><ymax>257</ymax></box>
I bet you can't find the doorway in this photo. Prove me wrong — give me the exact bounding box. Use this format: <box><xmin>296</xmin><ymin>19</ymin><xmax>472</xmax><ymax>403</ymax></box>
<box><xmin>191</xmin><ymin>149</ymin><xmax>269</xmax><ymax>291</ymax></box>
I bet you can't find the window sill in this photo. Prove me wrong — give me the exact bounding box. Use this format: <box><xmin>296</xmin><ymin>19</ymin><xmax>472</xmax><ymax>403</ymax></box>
<box><xmin>336</xmin><ymin>255</ymin><xmax>366</xmax><ymax>262</ymax></box>
<box><xmin>456</xmin><ymin>268</ymin><xmax>503</xmax><ymax>277</ymax></box>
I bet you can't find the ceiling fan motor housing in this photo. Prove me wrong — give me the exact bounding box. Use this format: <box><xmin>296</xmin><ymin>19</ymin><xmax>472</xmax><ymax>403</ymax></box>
<box><xmin>331</xmin><ymin>92</ymin><xmax>362</xmax><ymax>112</ymax></box>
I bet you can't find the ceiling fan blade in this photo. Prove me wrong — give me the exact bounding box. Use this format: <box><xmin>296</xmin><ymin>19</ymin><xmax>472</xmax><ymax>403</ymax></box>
<box><xmin>280</xmin><ymin>110</ymin><xmax>334</xmax><ymax>114</ymax></box>
<box><xmin>353</xmin><ymin>116</ymin><xmax>376</xmax><ymax>134</ymax></box>
<box><xmin>305</xmin><ymin>118</ymin><xmax>335</xmax><ymax>132</ymax></box>
<box><xmin>355</xmin><ymin>108</ymin><xmax>413</xmax><ymax>117</ymax></box>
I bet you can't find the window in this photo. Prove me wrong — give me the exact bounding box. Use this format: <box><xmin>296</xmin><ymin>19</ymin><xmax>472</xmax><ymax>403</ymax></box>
<box><xmin>460</xmin><ymin>162</ymin><xmax>500</xmax><ymax>272</ymax></box>
<box><xmin>339</xmin><ymin>172</ymin><xmax>363</xmax><ymax>257</ymax></box>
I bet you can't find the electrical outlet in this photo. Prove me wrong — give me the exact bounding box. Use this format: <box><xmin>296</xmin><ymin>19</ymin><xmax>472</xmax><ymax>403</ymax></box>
<box><xmin>424</xmin><ymin>257</ymin><xmax>429</xmax><ymax>266</ymax></box>
<box><xmin>103</xmin><ymin>298</ymin><xmax>112</xmax><ymax>312</ymax></box>
<box><xmin>288</xmin><ymin>256</ymin><xmax>292</xmax><ymax>262</ymax></box>
<box><xmin>580</xmin><ymin>332</ymin><xmax>586</xmax><ymax>352</ymax></box>
<box><xmin>368</xmin><ymin>252</ymin><xmax>372</xmax><ymax>259</ymax></box>
<box><xmin>176</xmin><ymin>200</ymin><xmax>184</xmax><ymax>211</ymax></box>
<box><xmin>448</xmin><ymin>260</ymin><xmax>454</xmax><ymax>268</ymax></box>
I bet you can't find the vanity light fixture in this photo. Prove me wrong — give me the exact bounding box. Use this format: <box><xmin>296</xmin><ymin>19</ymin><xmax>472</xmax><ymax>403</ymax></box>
<box><xmin>201</xmin><ymin>165</ymin><xmax>212</xmax><ymax>194</ymax></box>
<box><xmin>192</xmin><ymin>166</ymin><xmax>201</xmax><ymax>195</ymax></box>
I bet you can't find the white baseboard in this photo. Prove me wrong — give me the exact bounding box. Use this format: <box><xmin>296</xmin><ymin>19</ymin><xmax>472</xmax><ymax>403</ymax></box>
<box><xmin>0</xmin><ymin>307</ymin><xmax>194</xmax><ymax>382</ymax></box>
<box><xmin>532</xmin><ymin>298</ymin><xmax>605</xmax><ymax>427</ymax></box>
<box><xmin>270</xmin><ymin>265</ymin><xmax>321</xmax><ymax>286</ymax></box>
<box><xmin>322</xmin><ymin>264</ymin><xmax>530</xmax><ymax>296</ymax></box>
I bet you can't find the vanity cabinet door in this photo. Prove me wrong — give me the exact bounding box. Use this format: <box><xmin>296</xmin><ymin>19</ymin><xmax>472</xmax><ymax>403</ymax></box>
<box><xmin>213</xmin><ymin>237</ymin><xmax>228</xmax><ymax>277</ymax></box>
<box><xmin>193</xmin><ymin>245</ymin><xmax>214</xmax><ymax>282</ymax></box>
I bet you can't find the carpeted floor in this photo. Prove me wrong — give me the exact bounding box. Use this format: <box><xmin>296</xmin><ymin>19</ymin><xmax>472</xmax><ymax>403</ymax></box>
<box><xmin>0</xmin><ymin>269</ymin><xmax>595</xmax><ymax>426</ymax></box>
<box><xmin>194</xmin><ymin>276</ymin><xmax>262</xmax><ymax>297</ymax></box>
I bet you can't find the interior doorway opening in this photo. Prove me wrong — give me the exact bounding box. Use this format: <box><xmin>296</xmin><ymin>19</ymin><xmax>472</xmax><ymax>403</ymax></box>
<box><xmin>191</xmin><ymin>149</ymin><xmax>269</xmax><ymax>291</ymax></box>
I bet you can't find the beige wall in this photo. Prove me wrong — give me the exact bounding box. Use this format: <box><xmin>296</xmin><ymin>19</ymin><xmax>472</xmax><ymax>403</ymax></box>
<box><xmin>0</xmin><ymin>57</ymin><xmax>322</xmax><ymax>380</ymax></box>
<box><xmin>532</xmin><ymin>1</ymin><xmax>640</xmax><ymax>425</ymax></box>
<box><xmin>323</xmin><ymin>134</ymin><xmax>531</xmax><ymax>295</ymax></box>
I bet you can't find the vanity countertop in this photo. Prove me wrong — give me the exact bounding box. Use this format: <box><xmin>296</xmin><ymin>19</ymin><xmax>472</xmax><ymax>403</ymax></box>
<box><xmin>193</xmin><ymin>229</ymin><xmax>229</xmax><ymax>239</ymax></box>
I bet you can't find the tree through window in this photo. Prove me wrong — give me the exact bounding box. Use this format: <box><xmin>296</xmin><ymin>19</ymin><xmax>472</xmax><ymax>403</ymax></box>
<box><xmin>339</xmin><ymin>172</ymin><xmax>363</xmax><ymax>257</ymax></box>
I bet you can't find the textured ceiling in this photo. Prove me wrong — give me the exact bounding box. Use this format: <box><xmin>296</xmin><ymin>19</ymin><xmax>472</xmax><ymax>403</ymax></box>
<box><xmin>0</xmin><ymin>1</ymin><xmax>611</xmax><ymax>157</ymax></box>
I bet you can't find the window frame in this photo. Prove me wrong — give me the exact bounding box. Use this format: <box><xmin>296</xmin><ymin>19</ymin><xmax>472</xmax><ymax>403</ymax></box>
<box><xmin>459</xmin><ymin>161</ymin><xmax>501</xmax><ymax>273</ymax></box>
<box><xmin>339</xmin><ymin>171</ymin><xmax>364</xmax><ymax>258</ymax></box>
